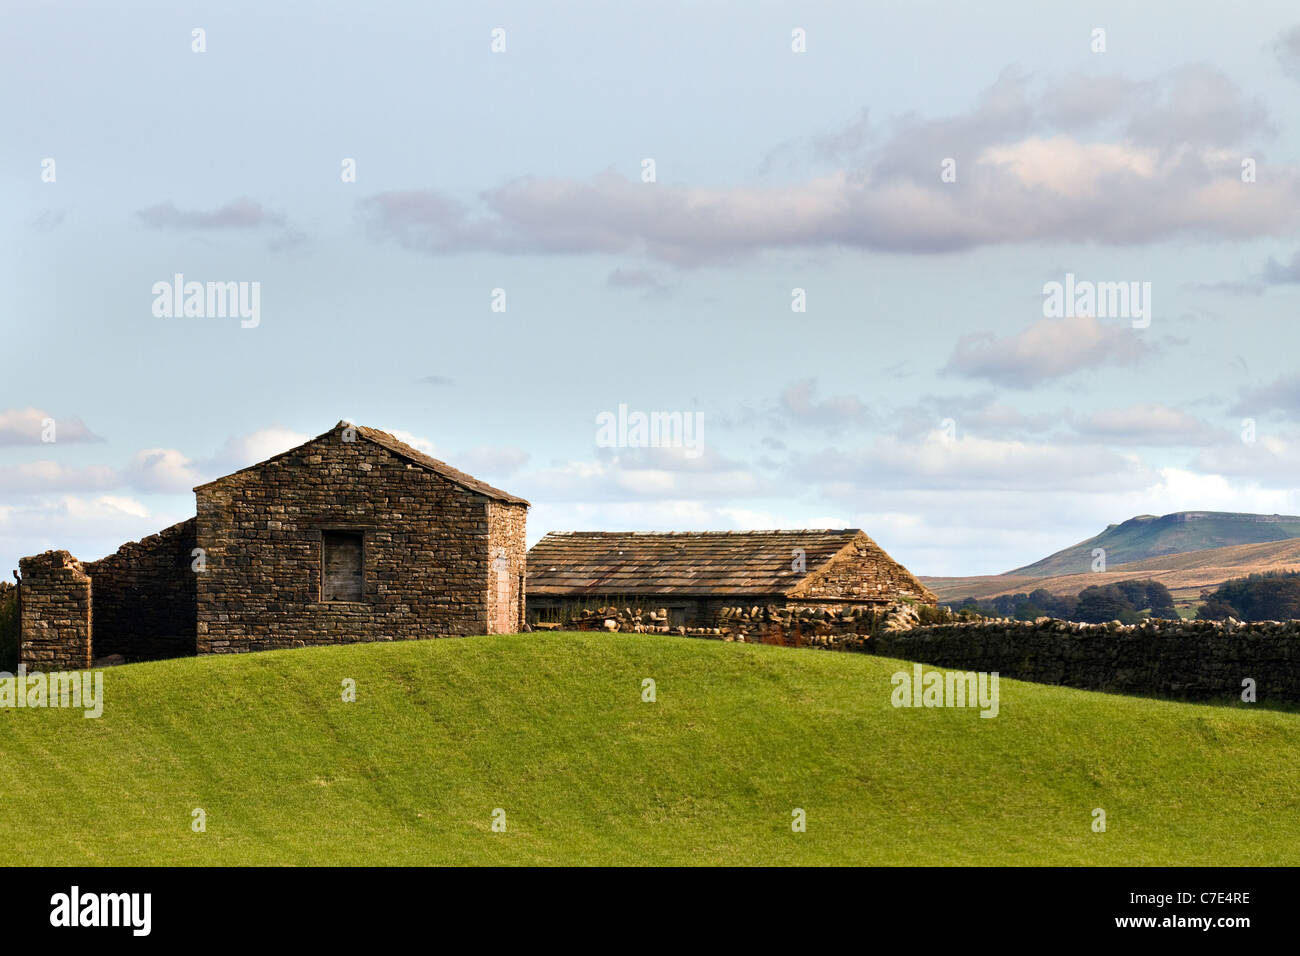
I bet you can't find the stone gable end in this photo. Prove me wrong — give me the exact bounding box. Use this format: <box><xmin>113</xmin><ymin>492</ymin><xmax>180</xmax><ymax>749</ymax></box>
<box><xmin>16</xmin><ymin>423</ymin><xmax>529</xmax><ymax>668</ymax></box>
<box><xmin>788</xmin><ymin>531</ymin><xmax>937</xmax><ymax>605</ymax></box>
<box><xmin>195</xmin><ymin>428</ymin><xmax>527</xmax><ymax>653</ymax></box>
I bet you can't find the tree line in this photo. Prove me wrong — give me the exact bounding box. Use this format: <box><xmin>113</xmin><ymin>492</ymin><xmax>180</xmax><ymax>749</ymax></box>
<box><xmin>955</xmin><ymin>578</ymin><xmax>1178</xmax><ymax>624</ymax></box>
<box><xmin>1196</xmin><ymin>571</ymin><xmax>1300</xmax><ymax>622</ymax></box>
<box><xmin>956</xmin><ymin>571</ymin><xmax>1300</xmax><ymax>624</ymax></box>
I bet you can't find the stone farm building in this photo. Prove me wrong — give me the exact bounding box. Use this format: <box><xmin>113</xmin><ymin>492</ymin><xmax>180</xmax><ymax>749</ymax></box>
<box><xmin>16</xmin><ymin>422</ymin><xmax>528</xmax><ymax>670</ymax></box>
<box><xmin>526</xmin><ymin>529</ymin><xmax>936</xmax><ymax>631</ymax></box>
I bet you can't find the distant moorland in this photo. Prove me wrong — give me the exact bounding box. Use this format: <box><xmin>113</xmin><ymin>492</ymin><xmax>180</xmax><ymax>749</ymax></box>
<box><xmin>923</xmin><ymin>512</ymin><xmax>1300</xmax><ymax>611</ymax></box>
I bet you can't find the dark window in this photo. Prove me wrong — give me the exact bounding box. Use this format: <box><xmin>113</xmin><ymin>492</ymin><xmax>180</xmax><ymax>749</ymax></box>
<box><xmin>322</xmin><ymin>531</ymin><xmax>364</xmax><ymax>602</ymax></box>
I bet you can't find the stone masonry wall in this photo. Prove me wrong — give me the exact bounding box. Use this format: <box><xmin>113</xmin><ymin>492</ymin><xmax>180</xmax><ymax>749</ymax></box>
<box><xmin>539</xmin><ymin>605</ymin><xmax>1300</xmax><ymax>703</ymax></box>
<box><xmin>17</xmin><ymin>550</ymin><xmax>92</xmax><ymax>671</ymax></box>
<box><xmin>84</xmin><ymin>518</ymin><xmax>197</xmax><ymax>661</ymax></box>
<box><xmin>196</xmin><ymin>432</ymin><xmax>503</xmax><ymax>653</ymax></box>
<box><xmin>868</xmin><ymin>618</ymin><xmax>1300</xmax><ymax>703</ymax></box>
<box><xmin>791</xmin><ymin>533</ymin><xmax>935</xmax><ymax>604</ymax></box>
<box><xmin>533</xmin><ymin>599</ymin><xmax>900</xmax><ymax>641</ymax></box>
<box><xmin>486</xmin><ymin>501</ymin><xmax>527</xmax><ymax>634</ymax></box>
<box><xmin>528</xmin><ymin>597</ymin><xmax>716</xmax><ymax>630</ymax></box>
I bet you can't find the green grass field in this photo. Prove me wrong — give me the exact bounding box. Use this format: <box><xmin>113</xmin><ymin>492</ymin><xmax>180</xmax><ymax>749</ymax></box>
<box><xmin>2</xmin><ymin>632</ymin><xmax>1297</xmax><ymax>866</ymax></box>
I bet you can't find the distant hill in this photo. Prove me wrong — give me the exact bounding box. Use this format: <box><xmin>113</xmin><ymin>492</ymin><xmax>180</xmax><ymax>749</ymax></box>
<box><xmin>925</xmin><ymin>536</ymin><xmax>1300</xmax><ymax>606</ymax></box>
<box><xmin>1008</xmin><ymin>511</ymin><xmax>1300</xmax><ymax>578</ymax></box>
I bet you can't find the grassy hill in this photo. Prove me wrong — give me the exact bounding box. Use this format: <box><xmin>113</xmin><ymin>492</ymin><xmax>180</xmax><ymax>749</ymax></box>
<box><xmin>925</xmin><ymin>536</ymin><xmax>1300</xmax><ymax>606</ymax></box>
<box><xmin>2</xmin><ymin>632</ymin><xmax>1298</xmax><ymax>866</ymax></box>
<box><xmin>1007</xmin><ymin>511</ymin><xmax>1300</xmax><ymax>578</ymax></box>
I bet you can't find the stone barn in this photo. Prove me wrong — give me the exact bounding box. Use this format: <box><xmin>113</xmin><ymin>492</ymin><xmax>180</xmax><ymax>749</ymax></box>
<box><xmin>16</xmin><ymin>422</ymin><xmax>529</xmax><ymax>669</ymax></box>
<box><xmin>526</xmin><ymin>529</ymin><xmax>935</xmax><ymax>633</ymax></box>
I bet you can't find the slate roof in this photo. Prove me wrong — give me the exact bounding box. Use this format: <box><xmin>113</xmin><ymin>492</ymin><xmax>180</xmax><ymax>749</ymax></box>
<box><xmin>526</xmin><ymin>529</ymin><xmax>864</xmax><ymax>597</ymax></box>
<box><xmin>195</xmin><ymin>421</ymin><xmax>529</xmax><ymax>506</ymax></box>
<box><xmin>351</xmin><ymin>424</ymin><xmax>529</xmax><ymax>505</ymax></box>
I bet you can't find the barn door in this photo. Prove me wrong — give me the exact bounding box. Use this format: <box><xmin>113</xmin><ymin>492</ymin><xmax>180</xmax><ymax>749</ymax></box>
<box><xmin>322</xmin><ymin>531</ymin><xmax>364</xmax><ymax>602</ymax></box>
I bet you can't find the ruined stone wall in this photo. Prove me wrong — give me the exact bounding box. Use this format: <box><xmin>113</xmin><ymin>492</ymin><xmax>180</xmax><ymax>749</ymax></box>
<box><xmin>867</xmin><ymin>618</ymin><xmax>1300</xmax><ymax>703</ymax></box>
<box><xmin>530</xmin><ymin>599</ymin><xmax>896</xmax><ymax>642</ymax></box>
<box><xmin>17</xmin><ymin>551</ymin><xmax>92</xmax><ymax>671</ymax></box>
<box><xmin>486</xmin><ymin>501</ymin><xmax>527</xmax><ymax>634</ymax></box>
<box><xmin>195</xmin><ymin>434</ymin><xmax>500</xmax><ymax>653</ymax></box>
<box><xmin>84</xmin><ymin>518</ymin><xmax>197</xmax><ymax>661</ymax></box>
<box><xmin>792</xmin><ymin>533</ymin><xmax>935</xmax><ymax>604</ymax></box>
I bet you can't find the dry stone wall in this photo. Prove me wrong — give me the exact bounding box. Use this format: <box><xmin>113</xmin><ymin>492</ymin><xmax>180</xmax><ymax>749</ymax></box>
<box><xmin>868</xmin><ymin>618</ymin><xmax>1300</xmax><ymax>703</ymax></box>
<box><xmin>551</xmin><ymin>605</ymin><xmax>1300</xmax><ymax>703</ymax></box>
<box><xmin>17</xmin><ymin>551</ymin><xmax>92</xmax><ymax>671</ymax></box>
<box><xmin>537</xmin><ymin>600</ymin><xmax>909</xmax><ymax>643</ymax></box>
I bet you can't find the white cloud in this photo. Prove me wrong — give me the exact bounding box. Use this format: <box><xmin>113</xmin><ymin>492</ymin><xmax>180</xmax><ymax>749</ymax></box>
<box><xmin>456</xmin><ymin>446</ymin><xmax>530</xmax><ymax>478</ymax></box>
<box><xmin>68</xmin><ymin>495</ymin><xmax>151</xmax><ymax>520</ymax></box>
<box><xmin>944</xmin><ymin>315</ymin><xmax>1153</xmax><ymax>388</ymax></box>
<box><xmin>1068</xmin><ymin>403</ymin><xmax>1228</xmax><ymax>445</ymax></box>
<box><xmin>790</xmin><ymin>430</ymin><xmax>1153</xmax><ymax>493</ymax></box>
<box><xmin>0</xmin><ymin>461</ymin><xmax>118</xmax><ymax>493</ymax></box>
<box><xmin>385</xmin><ymin>429</ymin><xmax>439</xmax><ymax>457</ymax></box>
<box><xmin>886</xmin><ymin>392</ymin><xmax>1059</xmax><ymax>441</ymax></box>
<box><xmin>1190</xmin><ymin>431</ymin><xmax>1300</xmax><ymax>486</ymax></box>
<box><xmin>978</xmin><ymin>137</ymin><xmax>1158</xmax><ymax>194</ymax></box>
<box><xmin>0</xmin><ymin>408</ymin><xmax>100</xmax><ymax>445</ymax></box>
<box><xmin>1233</xmin><ymin>372</ymin><xmax>1300</xmax><ymax>415</ymax></box>
<box><xmin>0</xmin><ymin>494</ymin><xmax>176</xmax><ymax>574</ymax></box>
<box><xmin>523</xmin><ymin>451</ymin><xmax>767</xmax><ymax>503</ymax></box>
<box><xmin>0</xmin><ymin>494</ymin><xmax>152</xmax><ymax>532</ymax></box>
<box><xmin>135</xmin><ymin>197</ymin><xmax>284</xmax><ymax>230</ymax></box>
<box><xmin>123</xmin><ymin>448</ymin><xmax>204</xmax><ymax>494</ymax></box>
<box><xmin>777</xmin><ymin>379</ymin><xmax>869</xmax><ymax>428</ymax></box>
<box><xmin>207</xmin><ymin>427</ymin><xmax>312</xmax><ymax>475</ymax></box>
<box><xmin>358</xmin><ymin>67</ymin><xmax>1299</xmax><ymax>265</ymax></box>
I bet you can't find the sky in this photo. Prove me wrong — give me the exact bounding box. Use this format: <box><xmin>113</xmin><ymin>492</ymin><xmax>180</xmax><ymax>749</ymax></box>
<box><xmin>3</xmin><ymin>0</ymin><xmax>1300</xmax><ymax>577</ymax></box>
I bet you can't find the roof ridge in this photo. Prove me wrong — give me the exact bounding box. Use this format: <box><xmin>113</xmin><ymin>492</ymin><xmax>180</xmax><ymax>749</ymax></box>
<box><xmin>543</xmin><ymin>529</ymin><xmax>859</xmax><ymax>536</ymax></box>
<box><xmin>195</xmin><ymin>421</ymin><xmax>529</xmax><ymax>506</ymax></box>
<box><xmin>352</xmin><ymin>424</ymin><xmax>528</xmax><ymax>505</ymax></box>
